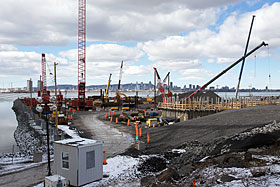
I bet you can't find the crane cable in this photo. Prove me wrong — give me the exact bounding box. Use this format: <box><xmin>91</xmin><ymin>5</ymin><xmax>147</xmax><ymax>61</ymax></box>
<box><xmin>267</xmin><ymin>45</ymin><xmax>271</xmax><ymax>88</ymax></box>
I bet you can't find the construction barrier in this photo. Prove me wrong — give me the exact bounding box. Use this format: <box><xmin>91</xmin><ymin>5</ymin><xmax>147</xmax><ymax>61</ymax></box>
<box><xmin>147</xmin><ymin>132</ymin><xmax>150</xmax><ymax>143</ymax></box>
<box><xmin>103</xmin><ymin>151</ymin><xmax>107</xmax><ymax>165</ymax></box>
<box><xmin>127</xmin><ymin>119</ymin><xmax>130</xmax><ymax>126</ymax></box>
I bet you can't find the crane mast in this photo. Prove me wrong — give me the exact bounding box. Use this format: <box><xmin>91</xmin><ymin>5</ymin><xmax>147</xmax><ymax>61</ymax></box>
<box><xmin>117</xmin><ymin>61</ymin><xmax>123</xmax><ymax>91</ymax></box>
<box><xmin>104</xmin><ymin>74</ymin><xmax>112</xmax><ymax>99</ymax></box>
<box><xmin>78</xmin><ymin>0</ymin><xmax>86</xmax><ymax>107</ymax></box>
<box><xmin>41</xmin><ymin>53</ymin><xmax>49</xmax><ymax>101</ymax></box>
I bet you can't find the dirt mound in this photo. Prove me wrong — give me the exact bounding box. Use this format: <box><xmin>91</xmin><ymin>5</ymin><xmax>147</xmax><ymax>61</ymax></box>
<box><xmin>138</xmin><ymin>156</ymin><xmax>167</xmax><ymax>174</ymax></box>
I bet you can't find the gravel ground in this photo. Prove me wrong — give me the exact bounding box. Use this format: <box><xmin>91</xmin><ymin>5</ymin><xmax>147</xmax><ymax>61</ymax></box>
<box><xmin>141</xmin><ymin>105</ymin><xmax>280</xmax><ymax>154</ymax></box>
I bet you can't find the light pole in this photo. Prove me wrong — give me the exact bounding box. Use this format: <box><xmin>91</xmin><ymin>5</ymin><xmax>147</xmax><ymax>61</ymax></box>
<box><xmin>36</xmin><ymin>98</ymin><xmax>56</xmax><ymax>176</ymax></box>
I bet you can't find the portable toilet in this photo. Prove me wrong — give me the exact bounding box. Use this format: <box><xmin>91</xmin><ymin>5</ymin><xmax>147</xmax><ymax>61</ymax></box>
<box><xmin>54</xmin><ymin>138</ymin><xmax>103</xmax><ymax>186</ymax></box>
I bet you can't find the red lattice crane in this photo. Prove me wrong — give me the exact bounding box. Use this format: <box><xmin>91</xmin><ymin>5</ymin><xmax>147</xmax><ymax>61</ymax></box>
<box><xmin>41</xmin><ymin>53</ymin><xmax>49</xmax><ymax>101</ymax></box>
<box><xmin>78</xmin><ymin>0</ymin><xmax>86</xmax><ymax>107</ymax></box>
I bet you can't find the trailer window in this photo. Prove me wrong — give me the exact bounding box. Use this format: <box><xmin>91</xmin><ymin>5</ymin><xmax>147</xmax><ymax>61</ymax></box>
<box><xmin>86</xmin><ymin>150</ymin><xmax>95</xmax><ymax>169</ymax></box>
<box><xmin>62</xmin><ymin>152</ymin><xmax>69</xmax><ymax>169</ymax></box>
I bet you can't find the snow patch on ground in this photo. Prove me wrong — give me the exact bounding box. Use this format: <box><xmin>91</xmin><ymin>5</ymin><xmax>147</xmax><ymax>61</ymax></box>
<box><xmin>57</xmin><ymin>125</ymin><xmax>80</xmax><ymax>139</ymax></box>
<box><xmin>86</xmin><ymin>155</ymin><xmax>141</xmax><ymax>186</ymax></box>
<box><xmin>172</xmin><ymin>149</ymin><xmax>186</xmax><ymax>154</ymax></box>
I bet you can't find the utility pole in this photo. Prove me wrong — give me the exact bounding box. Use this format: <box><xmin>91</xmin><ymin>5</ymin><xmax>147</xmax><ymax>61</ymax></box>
<box><xmin>54</xmin><ymin>62</ymin><xmax>58</xmax><ymax>130</ymax></box>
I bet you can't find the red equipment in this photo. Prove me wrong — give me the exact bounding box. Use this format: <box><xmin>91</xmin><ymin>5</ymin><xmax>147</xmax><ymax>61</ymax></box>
<box><xmin>78</xmin><ymin>0</ymin><xmax>86</xmax><ymax>107</ymax></box>
<box><xmin>41</xmin><ymin>53</ymin><xmax>49</xmax><ymax>101</ymax></box>
<box><xmin>153</xmin><ymin>67</ymin><xmax>166</xmax><ymax>102</ymax></box>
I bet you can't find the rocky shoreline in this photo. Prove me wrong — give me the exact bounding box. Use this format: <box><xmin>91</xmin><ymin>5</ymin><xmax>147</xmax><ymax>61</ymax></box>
<box><xmin>11</xmin><ymin>99</ymin><xmax>52</xmax><ymax>156</ymax></box>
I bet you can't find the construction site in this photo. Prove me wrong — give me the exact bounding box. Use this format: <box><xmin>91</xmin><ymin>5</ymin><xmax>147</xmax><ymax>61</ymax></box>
<box><xmin>1</xmin><ymin>1</ymin><xmax>280</xmax><ymax>187</ymax></box>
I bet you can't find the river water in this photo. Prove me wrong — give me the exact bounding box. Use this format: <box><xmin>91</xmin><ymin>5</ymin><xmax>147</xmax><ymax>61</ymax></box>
<box><xmin>0</xmin><ymin>91</ymin><xmax>279</xmax><ymax>153</ymax></box>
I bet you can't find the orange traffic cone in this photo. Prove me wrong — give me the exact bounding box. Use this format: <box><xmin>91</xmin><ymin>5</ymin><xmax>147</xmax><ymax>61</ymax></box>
<box><xmin>116</xmin><ymin>117</ymin><xmax>118</xmax><ymax>124</ymax></box>
<box><xmin>147</xmin><ymin>132</ymin><xmax>150</xmax><ymax>143</ymax></box>
<box><xmin>77</xmin><ymin>108</ymin><xmax>80</xmax><ymax>111</ymax></box>
<box><xmin>110</xmin><ymin>117</ymin><xmax>113</xmax><ymax>123</ymax></box>
<box><xmin>109</xmin><ymin>112</ymin><xmax>111</xmax><ymax>116</ymax></box>
<box><xmin>139</xmin><ymin>128</ymin><xmax>142</xmax><ymax>137</ymax></box>
<box><xmin>105</xmin><ymin>115</ymin><xmax>107</xmax><ymax>120</ymax></box>
<box><xmin>127</xmin><ymin>119</ymin><xmax>130</xmax><ymax>126</ymax></box>
<box><xmin>114</xmin><ymin>111</ymin><xmax>116</xmax><ymax>116</ymax></box>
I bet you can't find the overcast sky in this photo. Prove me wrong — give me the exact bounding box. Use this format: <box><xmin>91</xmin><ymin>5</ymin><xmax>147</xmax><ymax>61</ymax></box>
<box><xmin>0</xmin><ymin>0</ymin><xmax>279</xmax><ymax>89</ymax></box>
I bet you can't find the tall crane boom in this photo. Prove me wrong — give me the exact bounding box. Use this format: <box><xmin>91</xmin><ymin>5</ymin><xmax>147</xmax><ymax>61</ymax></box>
<box><xmin>235</xmin><ymin>15</ymin><xmax>255</xmax><ymax>99</ymax></box>
<box><xmin>78</xmin><ymin>0</ymin><xmax>86</xmax><ymax>107</ymax></box>
<box><xmin>186</xmin><ymin>41</ymin><xmax>268</xmax><ymax>100</ymax></box>
<box><xmin>41</xmin><ymin>54</ymin><xmax>47</xmax><ymax>96</ymax></box>
<box><xmin>118</xmin><ymin>61</ymin><xmax>123</xmax><ymax>91</ymax></box>
<box><xmin>104</xmin><ymin>73</ymin><xmax>112</xmax><ymax>99</ymax></box>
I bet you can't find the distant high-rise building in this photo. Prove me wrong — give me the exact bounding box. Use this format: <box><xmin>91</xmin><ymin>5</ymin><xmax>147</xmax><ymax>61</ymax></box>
<box><xmin>170</xmin><ymin>82</ymin><xmax>173</xmax><ymax>89</ymax></box>
<box><xmin>27</xmin><ymin>78</ymin><xmax>33</xmax><ymax>91</ymax></box>
<box><xmin>37</xmin><ymin>80</ymin><xmax>42</xmax><ymax>91</ymax></box>
<box><xmin>149</xmin><ymin>81</ymin><xmax>152</xmax><ymax>90</ymax></box>
<box><xmin>140</xmin><ymin>82</ymin><xmax>144</xmax><ymax>90</ymax></box>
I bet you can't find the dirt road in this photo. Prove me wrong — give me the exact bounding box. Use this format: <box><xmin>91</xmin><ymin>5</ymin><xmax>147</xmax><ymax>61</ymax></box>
<box><xmin>73</xmin><ymin>111</ymin><xmax>134</xmax><ymax>157</ymax></box>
